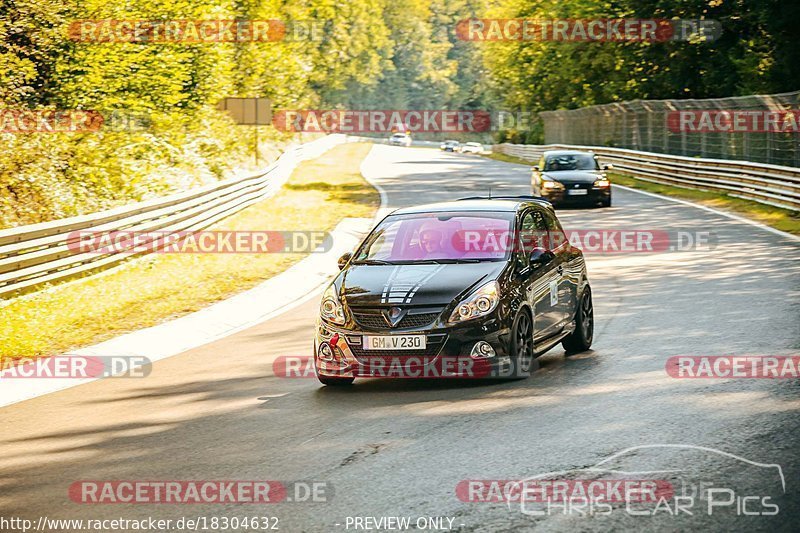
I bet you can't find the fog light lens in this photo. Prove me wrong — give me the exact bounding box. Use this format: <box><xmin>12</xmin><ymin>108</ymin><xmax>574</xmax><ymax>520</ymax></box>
<box><xmin>318</xmin><ymin>342</ymin><xmax>335</xmax><ymax>362</ymax></box>
<box><xmin>470</xmin><ymin>341</ymin><xmax>496</xmax><ymax>358</ymax></box>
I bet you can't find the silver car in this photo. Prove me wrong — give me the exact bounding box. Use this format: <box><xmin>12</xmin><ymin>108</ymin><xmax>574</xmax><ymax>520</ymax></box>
<box><xmin>388</xmin><ymin>133</ymin><xmax>412</xmax><ymax>147</ymax></box>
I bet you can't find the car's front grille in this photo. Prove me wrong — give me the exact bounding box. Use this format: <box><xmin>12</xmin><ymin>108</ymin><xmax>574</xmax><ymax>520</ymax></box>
<box><xmin>397</xmin><ymin>313</ymin><xmax>439</xmax><ymax>328</ymax></box>
<box><xmin>350</xmin><ymin>334</ymin><xmax>447</xmax><ymax>360</ymax></box>
<box><xmin>352</xmin><ymin>310</ymin><xmax>441</xmax><ymax>330</ymax></box>
<box><xmin>352</xmin><ymin>314</ymin><xmax>388</xmax><ymax>329</ymax></box>
<box><xmin>353</xmin><ymin>348</ymin><xmax>439</xmax><ymax>358</ymax></box>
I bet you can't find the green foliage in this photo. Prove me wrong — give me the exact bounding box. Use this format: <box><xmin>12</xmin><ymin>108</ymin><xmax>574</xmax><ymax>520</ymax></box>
<box><xmin>1</xmin><ymin>0</ymin><xmax>796</xmax><ymax>227</ymax></box>
<box><xmin>483</xmin><ymin>0</ymin><xmax>800</xmax><ymax>112</ymax></box>
<box><xmin>0</xmin><ymin>0</ymin><xmax>496</xmax><ymax>227</ymax></box>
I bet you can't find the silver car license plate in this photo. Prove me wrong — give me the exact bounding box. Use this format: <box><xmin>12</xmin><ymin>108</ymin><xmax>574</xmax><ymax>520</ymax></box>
<box><xmin>363</xmin><ymin>335</ymin><xmax>426</xmax><ymax>350</ymax></box>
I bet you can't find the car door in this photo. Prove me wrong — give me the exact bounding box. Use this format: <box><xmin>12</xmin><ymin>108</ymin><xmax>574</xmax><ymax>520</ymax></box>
<box><xmin>517</xmin><ymin>209</ymin><xmax>560</xmax><ymax>341</ymax></box>
<box><xmin>542</xmin><ymin>209</ymin><xmax>577</xmax><ymax>329</ymax></box>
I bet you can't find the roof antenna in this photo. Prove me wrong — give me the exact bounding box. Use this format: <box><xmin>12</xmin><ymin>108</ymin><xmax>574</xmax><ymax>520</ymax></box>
<box><xmin>488</xmin><ymin>186</ymin><xmax>492</xmax><ymax>199</ymax></box>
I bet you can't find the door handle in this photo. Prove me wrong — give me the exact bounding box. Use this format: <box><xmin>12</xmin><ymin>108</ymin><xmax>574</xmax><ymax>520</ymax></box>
<box><xmin>557</xmin><ymin>265</ymin><xmax>564</xmax><ymax>275</ymax></box>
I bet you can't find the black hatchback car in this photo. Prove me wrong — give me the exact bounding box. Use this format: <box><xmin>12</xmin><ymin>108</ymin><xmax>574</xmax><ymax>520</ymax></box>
<box><xmin>313</xmin><ymin>197</ymin><xmax>594</xmax><ymax>385</ymax></box>
<box><xmin>531</xmin><ymin>150</ymin><xmax>613</xmax><ymax>207</ymax></box>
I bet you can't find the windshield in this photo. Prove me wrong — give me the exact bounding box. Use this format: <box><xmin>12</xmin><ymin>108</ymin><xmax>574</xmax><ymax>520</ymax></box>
<box><xmin>354</xmin><ymin>211</ymin><xmax>515</xmax><ymax>263</ymax></box>
<box><xmin>544</xmin><ymin>153</ymin><xmax>599</xmax><ymax>171</ymax></box>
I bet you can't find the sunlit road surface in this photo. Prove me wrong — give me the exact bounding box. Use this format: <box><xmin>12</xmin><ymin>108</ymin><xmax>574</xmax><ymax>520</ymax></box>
<box><xmin>1</xmin><ymin>145</ymin><xmax>799</xmax><ymax>532</ymax></box>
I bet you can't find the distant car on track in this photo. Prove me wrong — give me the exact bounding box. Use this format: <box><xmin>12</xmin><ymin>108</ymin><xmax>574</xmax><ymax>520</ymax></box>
<box><xmin>440</xmin><ymin>140</ymin><xmax>460</xmax><ymax>152</ymax></box>
<box><xmin>388</xmin><ymin>133</ymin><xmax>412</xmax><ymax>147</ymax></box>
<box><xmin>459</xmin><ymin>142</ymin><xmax>484</xmax><ymax>154</ymax></box>
<box><xmin>314</xmin><ymin>197</ymin><xmax>594</xmax><ymax>385</ymax></box>
<box><xmin>531</xmin><ymin>150</ymin><xmax>612</xmax><ymax>207</ymax></box>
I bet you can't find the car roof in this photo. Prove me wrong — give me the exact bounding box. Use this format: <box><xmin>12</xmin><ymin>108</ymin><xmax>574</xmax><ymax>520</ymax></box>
<box><xmin>543</xmin><ymin>150</ymin><xmax>596</xmax><ymax>157</ymax></box>
<box><xmin>465</xmin><ymin>142</ymin><xmax>481</xmax><ymax>145</ymax></box>
<box><xmin>390</xmin><ymin>197</ymin><xmax>552</xmax><ymax>215</ymax></box>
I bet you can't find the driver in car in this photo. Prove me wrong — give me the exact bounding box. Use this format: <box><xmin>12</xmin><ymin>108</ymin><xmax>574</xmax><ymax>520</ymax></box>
<box><xmin>419</xmin><ymin>224</ymin><xmax>445</xmax><ymax>256</ymax></box>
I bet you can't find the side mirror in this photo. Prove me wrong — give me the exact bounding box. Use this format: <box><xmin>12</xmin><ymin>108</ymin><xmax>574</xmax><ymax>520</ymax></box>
<box><xmin>337</xmin><ymin>252</ymin><xmax>352</xmax><ymax>270</ymax></box>
<box><xmin>532</xmin><ymin>166</ymin><xmax>540</xmax><ymax>172</ymax></box>
<box><xmin>603</xmin><ymin>163</ymin><xmax>614</xmax><ymax>170</ymax></box>
<box><xmin>529</xmin><ymin>247</ymin><xmax>555</xmax><ymax>267</ymax></box>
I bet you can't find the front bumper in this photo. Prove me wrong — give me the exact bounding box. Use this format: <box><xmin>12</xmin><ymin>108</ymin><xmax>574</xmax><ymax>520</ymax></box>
<box><xmin>313</xmin><ymin>314</ymin><xmax>513</xmax><ymax>379</ymax></box>
<box><xmin>543</xmin><ymin>187</ymin><xmax>610</xmax><ymax>206</ymax></box>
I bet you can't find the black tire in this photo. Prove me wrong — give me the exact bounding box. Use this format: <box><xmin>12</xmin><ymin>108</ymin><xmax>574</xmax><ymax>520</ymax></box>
<box><xmin>562</xmin><ymin>287</ymin><xmax>594</xmax><ymax>354</ymax></box>
<box><xmin>317</xmin><ymin>374</ymin><xmax>354</xmax><ymax>386</ymax></box>
<box><xmin>601</xmin><ymin>197</ymin><xmax>611</xmax><ymax>207</ymax></box>
<box><xmin>507</xmin><ymin>309</ymin><xmax>535</xmax><ymax>379</ymax></box>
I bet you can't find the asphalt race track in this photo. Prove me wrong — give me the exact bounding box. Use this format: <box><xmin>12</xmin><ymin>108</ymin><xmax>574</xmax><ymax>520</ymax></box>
<box><xmin>1</xmin><ymin>145</ymin><xmax>799</xmax><ymax>532</ymax></box>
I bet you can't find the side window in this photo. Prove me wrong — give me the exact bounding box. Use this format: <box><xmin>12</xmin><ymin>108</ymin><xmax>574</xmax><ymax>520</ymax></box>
<box><xmin>542</xmin><ymin>210</ymin><xmax>567</xmax><ymax>249</ymax></box>
<box><xmin>517</xmin><ymin>210</ymin><xmax>547</xmax><ymax>268</ymax></box>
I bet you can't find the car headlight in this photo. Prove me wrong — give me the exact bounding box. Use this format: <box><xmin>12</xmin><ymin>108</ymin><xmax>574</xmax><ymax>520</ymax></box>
<box><xmin>320</xmin><ymin>283</ymin><xmax>346</xmax><ymax>325</ymax></box>
<box><xmin>448</xmin><ymin>280</ymin><xmax>500</xmax><ymax>324</ymax></box>
<box><xmin>593</xmin><ymin>178</ymin><xmax>610</xmax><ymax>187</ymax></box>
<box><xmin>542</xmin><ymin>180</ymin><xmax>564</xmax><ymax>190</ymax></box>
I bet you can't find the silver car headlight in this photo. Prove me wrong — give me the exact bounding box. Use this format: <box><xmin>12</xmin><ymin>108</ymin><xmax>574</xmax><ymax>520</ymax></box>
<box><xmin>448</xmin><ymin>280</ymin><xmax>500</xmax><ymax>324</ymax></box>
<box><xmin>320</xmin><ymin>283</ymin><xmax>346</xmax><ymax>325</ymax></box>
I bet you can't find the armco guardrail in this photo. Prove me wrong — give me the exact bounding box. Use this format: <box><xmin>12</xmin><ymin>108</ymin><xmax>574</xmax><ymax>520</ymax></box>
<box><xmin>494</xmin><ymin>143</ymin><xmax>800</xmax><ymax>212</ymax></box>
<box><xmin>0</xmin><ymin>134</ymin><xmax>347</xmax><ymax>298</ymax></box>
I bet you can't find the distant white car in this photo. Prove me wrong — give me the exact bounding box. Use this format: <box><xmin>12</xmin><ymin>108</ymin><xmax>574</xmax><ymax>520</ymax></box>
<box><xmin>388</xmin><ymin>133</ymin><xmax>412</xmax><ymax>147</ymax></box>
<box><xmin>460</xmin><ymin>142</ymin><xmax>483</xmax><ymax>154</ymax></box>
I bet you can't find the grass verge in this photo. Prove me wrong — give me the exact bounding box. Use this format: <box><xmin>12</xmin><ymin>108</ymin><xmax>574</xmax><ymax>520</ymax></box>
<box><xmin>0</xmin><ymin>142</ymin><xmax>378</xmax><ymax>361</ymax></box>
<box><xmin>482</xmin><ymin>152</ymin><xmax>534</xmax><ymax>166</ymax></box>
<box><xmin>609</xmin><ymin>173</ymin><xmax>799</xmax><ymax>235</ymax></box>
<box><xmin>481</xmin><ymin>152</ymin><xmax>799</xmax><ymax>235</ymax></box>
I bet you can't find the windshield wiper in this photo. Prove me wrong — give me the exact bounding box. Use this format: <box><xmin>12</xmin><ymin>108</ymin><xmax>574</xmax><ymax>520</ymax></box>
<box><xmin>352</xmin><ymin>259</ymin><xmax>395</xmax><ymax>265</ymax></box>
<box><xmin>398</xmin><ymin>258</ymin><xmax>485</xmax><ymax>264</ymax></box>
<box><xmin>356</xmin><ymin>258</ymin><xmax>496</xmax><ymax>266</ymax></box>
<box><xmin>429</xmin><ymin>258</ymin><xmax>482</xmax><ymax>264</ymax></box>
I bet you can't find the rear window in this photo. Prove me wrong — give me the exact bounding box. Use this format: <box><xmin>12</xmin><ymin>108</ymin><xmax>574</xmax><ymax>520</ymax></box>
<box><xmin>544</xmin><ymin>153</ymin><xmax>599</xmax><ymax>171</ymax></box>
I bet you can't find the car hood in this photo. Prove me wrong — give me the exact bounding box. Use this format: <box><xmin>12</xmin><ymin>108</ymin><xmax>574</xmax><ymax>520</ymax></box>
<box><xmin>544</xmin><ymin>170</ymin><xmax>604</xmax><ymax>184</ymax></box>
<box><xmin>341</xmin><ymin>262</ymin><xmax>505</xmax><ymax>308</ymax></box>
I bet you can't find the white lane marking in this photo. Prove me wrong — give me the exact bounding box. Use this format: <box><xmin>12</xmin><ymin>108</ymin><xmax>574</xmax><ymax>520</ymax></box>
<box><xmin>614</xmin><ymin>184</ymin><xmax>800</xmax><ymax>242</ymax></box>
<box><xmin>360</xmin><ymin>145</ymin><xmax>392</xmax><ymax>223</ymax></box>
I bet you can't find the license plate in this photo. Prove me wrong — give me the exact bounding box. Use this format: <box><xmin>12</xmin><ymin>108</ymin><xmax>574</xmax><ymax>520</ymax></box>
<box><xmin>567</xmin><ymin>189</ymin><xmax>588</xmax><ymax>195</ymax></box>
<box><xmin>363</xmin><ymin>335</ymin><xmax>426</xmax><ymax>350</ymax></box>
